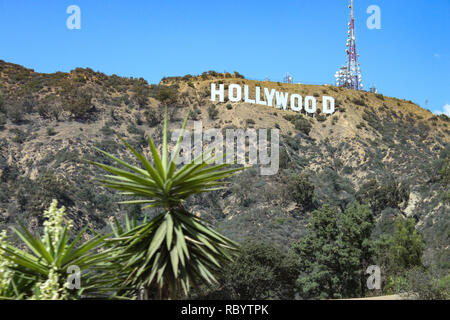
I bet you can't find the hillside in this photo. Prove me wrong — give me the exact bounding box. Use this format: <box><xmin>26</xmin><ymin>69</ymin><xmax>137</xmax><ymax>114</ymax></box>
<box><xmin>0</xmin><ymin>60</ymin><xmax>448</xmax><ymax>269</ymax></box>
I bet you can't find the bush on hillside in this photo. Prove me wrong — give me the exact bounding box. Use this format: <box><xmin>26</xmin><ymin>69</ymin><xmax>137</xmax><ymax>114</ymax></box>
<box><xmin>64</xmin><ymin>93</ymin><xmax>92</xmax><ymax>119</ymax></box>
<box><xmin>284</xmin><ymin>173</ymin><xmax>315</xmax><ymax>211</ymax></box>
<box><xmin>208</xmin><ymin>104</ymin><xmax>218</xmax><ymax>120</ymax></box>
<box><xmin>356</xmin><ymin>178</ymin><xmax>409</xmax><ymax>214</ymax></box>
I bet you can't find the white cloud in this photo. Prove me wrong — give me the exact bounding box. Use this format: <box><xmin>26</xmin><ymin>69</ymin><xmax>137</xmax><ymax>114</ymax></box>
<box><xmin>434</xmin><ymin>53</ymin><xmax>441</xmax><ymax>58</ymax></box>
<box><xmin>435</xmin><ymin>104</ymin><xmax>450</xmax><ymax>116</ymax></box>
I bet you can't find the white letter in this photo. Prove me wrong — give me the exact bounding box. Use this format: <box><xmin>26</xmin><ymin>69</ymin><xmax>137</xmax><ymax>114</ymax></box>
<box><xmin>259</xmin><ymin>129</ymin><xmax>279</xmax><ymax>176</ymax></box>
<box><xmin>275</xmin><ymin>91</ymin><xmax>289</xmax><ymax>110</ymax></box>
<box><xmin>67</xmin><ymin>265</ymin><xmax>81</xmax><ymax>290</ymax></box>
<box><xmin>244</xmin><ymin>85</ymin><xmax>255</xmax><ymax>104</ymax></box>
<box><xmin>171</xmin><ymin>127</ymin><xmax>192</xmax><ymax>165</ymax></box>
<box><xmin>290</xmin><ymin>94</ymin><xmax>302</xmax><ymax>112</ymax></box>
<box><xmin>264</xmin><ymin>88</ymin><xmax>276</xmax><ymax>107</ymax></box>
<box><xmin>366</xmin><ymin>5</ymin><xmax>381</xmax><ymax>30</ymax></box>
<box><xmin>228</xmin><ymin>84</ymin><xmax>242</xmax><ymax>102</ymax></box>
<box><xmin>66</xmin><ymin>5</ymin><xmax>81</xmax><ymax>30</ymax></box>
<box><xmin>203</xmin><ymin>128</ymin><xmax>224</xmax><ymax>165</ymax></box>
<box><xmin>255</xmin><ymin>87</ymin><xmax>266</xmax><ymax>106</ymax></box>
<box><xmin>322</xmin><ymin>96</ymin><xmax>335</xmax><ymax>114</ymax></box>
<box><xmin>304</xmin><ymin>96</ymin><xmax>317</xmax><ymax>114</ymax></box>
<box><xmin>211</xmin><ymin>83</ymin><xmax>224</xmax><ymax>102</ymax></box>
<box><xmin>225</xmin><ymin>129</ymin><xmax>257</xmax><ymax>165</ymax></box>
<box><xmin>366</xmin><ymin>265</ymin><xmax>381</xmax><ymax>290</ymax></box>
<box><xmin>193</xmin><ymin>120</ymin><xmax>203</xmax><ymax>164</ymax></box>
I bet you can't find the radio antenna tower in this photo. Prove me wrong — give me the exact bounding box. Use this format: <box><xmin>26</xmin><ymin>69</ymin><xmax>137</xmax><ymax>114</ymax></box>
<box><xmin>335</xmin><ymin>0</ymin><xmax>363</xmax><ymax>90</ymax></box>
<box><xmin>283</xmin><ymin>72</ymin><xmax>293</xmax><ymax>84</ymax></box>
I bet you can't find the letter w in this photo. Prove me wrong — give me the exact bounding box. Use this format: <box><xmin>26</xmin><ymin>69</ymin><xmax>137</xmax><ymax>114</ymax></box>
<box><xmin>275</xmin><ymin>91</ymin><xmax>289</xmax><ymax>110</ymax></box>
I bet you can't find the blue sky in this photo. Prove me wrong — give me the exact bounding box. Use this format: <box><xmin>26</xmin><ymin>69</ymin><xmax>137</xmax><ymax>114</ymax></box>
<box><xmin>0</xmin><ymin>0</ymin><xmax>449</xmax><ymax>114</ymax></box>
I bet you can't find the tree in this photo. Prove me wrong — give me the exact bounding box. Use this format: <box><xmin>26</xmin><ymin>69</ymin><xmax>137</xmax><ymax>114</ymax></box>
<box><xmin>338</xmin><ymin>202</ymin><xmax>375</xmax><ymax>297</ymax></box>
<box><xmin>153</xmin><ymin>86</ymin><xmax>177</xmax><ymax>105</ymax></box>
<box><xmin>428</xmin><ymin>146</ymin><xmax>450</xmax><ymax>186</ymax></box>
<box><xmin>133</xmin><ymin>81</ymin><xmax>149</xmax><ymax>108</ymax></box>
<box><xmin>290</xmin><ymin>205</ymin><xmax>342</xmax><ymax>299</ymax></box>
<box><xmin>379</xmin><ymin>217</ymin><xmax>425</xmax><ymax>273</ymax></box>
<box><xmin>285</xmin><ymin>173</ymin><xmax>315</xmax><ymax>211</ymax></box>
<box><xmin>294</xmin><ymin>117</ymin><xmax>312</xmax><ymax>135</ymax></box>
<box><xmin>7</xmin><ymin>103</ymin><xmax>25</xmax><ymax>124</ymax></box>
<box><xmin>91</xmin><ymin>109</ymin><xmax>244</xmax><ymax>299</ymax></box>
<box><xmin>389</xmin><ymin>218</ymin><xmax>424</xmax><ymax>270</ymax></box>
<box><xmin>65</xmin><ymin>93</ymin><xmax>92</xmax><ymax>119</ymax></box>
<box><xmin>16</xmin><ymin>172</ymin><xmax>73</xmax><ymax>220</ymax></box>
<box><xmin>193</xmin><ymin>242</ymin><xmax>299</xmax><ymax>300</ymax></box>
<box><xmin>356</xmin><ymin>178</ymin><xmax>409</xmax><ymax>215</ymax></box>
<box><xmin>290</xmin><ymin>202</ymin><xmax>375</xmax><ymax>299</ymax></box>
<box><xmin>375</xmin><ymin>217</ymin><xmax>425</xmax><ymax>294</ymax></box>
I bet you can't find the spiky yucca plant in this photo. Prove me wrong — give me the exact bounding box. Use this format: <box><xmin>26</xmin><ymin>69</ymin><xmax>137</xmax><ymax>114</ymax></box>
<box><xmin>0</xmin><ymin>200</ymin><xmax>113</xmax><ymax>299</ymax></box>
<box><xmin>91</xmin><ymin>110</ymin><xmax>244</xmax><ymax>299</ymax></box>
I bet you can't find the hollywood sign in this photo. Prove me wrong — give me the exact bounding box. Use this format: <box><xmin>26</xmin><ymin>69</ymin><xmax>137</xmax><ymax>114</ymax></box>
<box><xmin>211</xmin><ymin>83</ymin><xmax>335</xmax><ymax>115</ymax></box>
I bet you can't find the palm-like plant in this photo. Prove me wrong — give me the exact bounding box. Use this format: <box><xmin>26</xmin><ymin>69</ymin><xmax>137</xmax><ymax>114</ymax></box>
<box><xmin>0</xmin><ymin>200</ymin><xmax>113</xmax><ymax>299</ymax></box>
<box><xmin>91</xmin><ymin>110</ymin><xmax>244</xmax><ymax>299</ymax></box>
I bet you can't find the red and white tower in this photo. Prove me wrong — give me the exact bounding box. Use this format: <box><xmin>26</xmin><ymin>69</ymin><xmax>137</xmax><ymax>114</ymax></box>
<box><xmin>335</xmin><ymin>0</ymin><xmax>363</xmax><ymax>90</ymax></box>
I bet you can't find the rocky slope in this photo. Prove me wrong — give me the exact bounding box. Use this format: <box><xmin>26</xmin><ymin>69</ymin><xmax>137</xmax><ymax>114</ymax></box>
<box><xmin>0</xmin><ymin>61</ymin><xmax>448</xmax><ymax>267</ymax></box>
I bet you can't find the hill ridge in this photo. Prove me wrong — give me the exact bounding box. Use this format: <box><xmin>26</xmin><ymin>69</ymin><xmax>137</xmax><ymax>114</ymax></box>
<box><xmin>0</xmin><ymin>60</ymin><xmax>448</xmax><ymax>269</ymax></box>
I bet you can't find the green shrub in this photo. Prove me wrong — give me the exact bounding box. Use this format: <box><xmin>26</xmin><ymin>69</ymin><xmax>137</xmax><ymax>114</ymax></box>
<box><xmin>342</xmin><ymin>165</ymin><xmax>353</xmax><ymax>174</ymax></box>
<box><xmin>132</xmin><ymin>81</ymin><xmax>149</xmax><ymax>108</ymax></box>
<box><xmin>7</xmin><ymin>104</ymin><xmax>25</xmax><ymax>124</ymax></box>
<box><xmin>0</xmin><ymin>95</ymin><xmax>4</xmax><ymax>112</ymax></box>
<box><xmin>407</xmin><ymin>270</ymin><xmax>450</xmax><ymax>300</ymax></box>
<box><xmin>285</xmin><ymin>173</ymin><xmax>315</xmax><ymax>211</ymax></box>
<box><xmin>0</xmin><ymin>113</ymin><xmax>6</xmax><ymax>130</ymax></box>
<box><xmin>331</xmin><ymin>116</ymin><xmax>339</xmax><ymax>125</ymax></box>
<box><xmin>208</xmin><ymin>104</ymin><xmax>218</xmax><ymax>120</ymax></box>
<box><xmin>65</xmin><ymin>93</ymin><xmax>92</xmax><ymax>119</ymax></box>
<box><xmin>356</xmin><ymin>178</ymin><xmax>409</xmax><ymax>214</ymax></box>
<box><xmin>191</xmin><ymin>242</ymin><xmax>299</xmax><ymax>300</ymax></box>
<box><xmin>290</xmin><ymin>202</ymin><xmax>375</xmax><ymax>299</ymax></box>
<box><xmin>352</xmin><ymin>97</ymin><xmax>366</xmax><ymax>106</ymax></box>
<box><xmin>362</xmin><ymin>110</ymin><xmax>381</xmax><ymax>130</ymax></box>
<box><xmin>9</xmin><ymin>128</ymin><xmax>28</xmax><ymax>144</ymax></box>
<box><xmin>316</xmin><ymin>114</ymin><xmax>326</xmax><ymax>122</ymax></box>
<box><xmin>226</xmin><ymin>104</ymin><xmax>232</xmax><ymax>110</ymax></box>
<box><xmin>135</xmin><ymin>113</ymin><xmax>143</xmax><ymax>125</ymax></box>
<box><xmin>233</xmin><ymin>71</ymin><xmax>245</xmax><ymax>79</ymax></box>
<box><xmin>295</xmin><ymin>118</ymin><xmax>312</xmax><ymax>135</ymax></box>
<box><xmin>153</xmin><ymin>86</ymin><xmax>177</xmax><ymax>104</ymax></box>
<box><xmin>188</xmin><ymin>106</ymin><xmax>202</xmax><ymax>121</ymax></box>
<box><xmin>284</xmin><ymin>114</ymin><xmax>312</xmax><ymax>135</ymax></box>
<box><xmin>126</xmin><ymin>124</ymin><xmax>143</xmax><ymax>135</ymax></box>
<box><xmin>100</xmin><ymin>125</ymin><xmax>115</xmax><ymax>136</ymax></box>
<box><xmin>16</xmin><ymin>172</ymin><xmax>72</xmax><ymax>219</ymax></box>
<box><xmin>144</xmin><ymin>110</ymin><xmax>161</xmax><ymax>127</ymax></box>
<box><xmin>46</xmin><ymin>127</ymin><xmax>57</xmax><ymax>136</ymax></box>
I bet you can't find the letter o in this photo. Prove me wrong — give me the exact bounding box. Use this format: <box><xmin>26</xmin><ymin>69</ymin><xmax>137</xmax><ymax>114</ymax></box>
<box><xmin>290</xmin><ymin>94</ymin><xmax>302</xmax><ymax>112</ymax></box>
<box><xmin>304</xmin><ymin>96</ymin><xmax>317</xmax><ymax>114</ymax></box>
<box><xmin>228</xmin><ymin>84</ymin><xmax>242</xmax><ymax>102</ymax></box>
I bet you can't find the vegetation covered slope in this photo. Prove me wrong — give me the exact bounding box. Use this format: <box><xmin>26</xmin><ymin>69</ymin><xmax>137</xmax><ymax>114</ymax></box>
<box><xmin>0</xmin><ymin>60</ymin><xmax>448</xmax><ymax>273</ymax></box>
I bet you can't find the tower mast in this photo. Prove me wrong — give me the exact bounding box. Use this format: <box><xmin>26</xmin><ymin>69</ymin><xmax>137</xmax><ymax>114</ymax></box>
<box><xmin>335</xmin><ymin>0</ymin><xmax>363</xmax><ymax>91</ymax></box>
